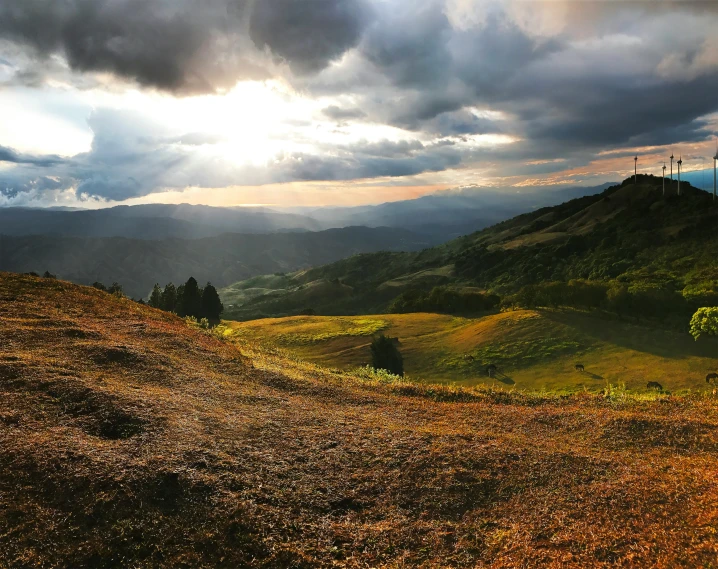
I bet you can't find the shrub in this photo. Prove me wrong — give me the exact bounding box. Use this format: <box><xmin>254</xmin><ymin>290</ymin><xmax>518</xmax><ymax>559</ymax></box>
<box><xmin>370</xmin><ymin>334</ymin><xmax>404</xmax><ymax>377</ymax></box>
<box><xmin>690</xmin><ymin>307</ymin><xmax>718</xmax><ymax>340</ymax></box>
<box><xmin>389</xmin><ymin>286</ymin><xmax>499</xmax><ymax>314</ymax></box>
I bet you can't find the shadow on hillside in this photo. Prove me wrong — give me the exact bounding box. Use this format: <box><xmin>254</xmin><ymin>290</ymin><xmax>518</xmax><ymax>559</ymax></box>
<box><xmin>542</xmin><ymin>310</ymin><xmax>718</xmax><ymax>360</ymax></box>
<box><xmin>584</xmin><ymin>371</ymin><xmax>604</xmax><ymax>380</ymax></box>
<box><xmin>494</xmin><ymin>373</ymin><xmax>515</xmax><ymax>386</ymax></box>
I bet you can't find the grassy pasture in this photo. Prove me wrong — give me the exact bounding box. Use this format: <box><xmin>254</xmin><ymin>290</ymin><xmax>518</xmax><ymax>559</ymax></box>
<box><xmin>227</xmin><ymin>309</ymin><xmax>718</xmax><ymax>393</ymax></box>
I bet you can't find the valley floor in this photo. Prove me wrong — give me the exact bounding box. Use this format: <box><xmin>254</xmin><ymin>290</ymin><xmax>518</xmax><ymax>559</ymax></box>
<box><xmin>1</xmin><ymin>273</ymin><xmax>717</xmax><ymax>568</ymax></box>
<box><xmin>226</xmin><ymin>310</ymin><xmax>718</xmax><ymax>393</ymax></box>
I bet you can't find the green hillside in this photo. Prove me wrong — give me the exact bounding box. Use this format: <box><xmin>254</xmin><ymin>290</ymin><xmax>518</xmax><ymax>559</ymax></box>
<box><xmin>221</xmin><ymin>176</ymin><xmax>718</xmax><ymax>321</ymax></box>
<box><xmin>225</xmin><ymin>309</ymin><xmax>718</xmax><ymax>393</ymax></box>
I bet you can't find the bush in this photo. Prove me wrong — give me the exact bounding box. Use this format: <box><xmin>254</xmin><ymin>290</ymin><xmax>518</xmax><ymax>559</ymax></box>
<box><xmin>107</xmin><ymin>282</ymin><xmax>123</xmax><ymax>295</ymax></box>
<box><xmin>389</xmin><ymin>286</ymin><xmax>500</xmax><ymax>314</ymax></box>
<box><xmin>690</xmin><ymin>307</ymin><xmax>718</xmax><ymax>340</ymax></box>
<box><xmin>370</xmin><ymin>334</ymin><xmax>404</xmax><ymax>377</ymax></box>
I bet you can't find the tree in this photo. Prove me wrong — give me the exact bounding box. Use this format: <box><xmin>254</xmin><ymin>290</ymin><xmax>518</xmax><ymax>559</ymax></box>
<box><xmin>370</xmin><ymin>334</ymin><xmax>404</xmax><ymax>377</ymax></box>
<box><xmin>180</xmin><ymin>277</ymin><xmax>202</xmax><ymax>319</ymax></box>
<box><xmin>175</xmin><ymin>284</ymin><xmax>186</xmax><ymax>316</ymax></box>
<box><xmin>108</xmin><ymin>282</ymin><xmax>123</xmax><ymax>295</ymax></box>
<box><xmin>149</xmin><ymin>284</ymin><xmax>163</xmax><ymax>308</ymax></box>
<box><xmin>43</xmin><ymin>271</ymin><xmax>56</xmax><ymax>279</ymax></box>
<box><xmin>161</xmin><ymin>283</ymin><xmax>177</xmax><ymax>313</ymax></box>
<box><xmin>92</xmin><ymin>282</ymin><xmax>107</xmax><ymax>291</ymax></box>
<box><xmin>690</xmin><ymin>307</ymin><xmax>718</xmax><ymax>340</ymax></box>
<box><xmin>201</xmin><ymin>282</ymin><xmax>223</xmax><ymax>322</ymax></box>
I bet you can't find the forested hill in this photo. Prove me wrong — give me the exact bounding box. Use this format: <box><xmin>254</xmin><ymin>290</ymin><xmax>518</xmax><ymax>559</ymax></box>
<box><xmin>222</xmin><ymin>175</ymin><xmax>718</xmax><ymax>320</ymax></box>
<box><xmin>0</xmin><ymin>226</ymin><xmax>432</xmax><ymax>300</ymax></box>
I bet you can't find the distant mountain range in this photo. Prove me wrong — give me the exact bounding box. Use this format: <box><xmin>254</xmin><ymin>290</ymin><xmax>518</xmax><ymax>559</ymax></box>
<box><xmin>0</xmin><ymin>183</ymin><xmax>615</xmax><ymax>242</ymax></box>
<box><xmin>0</xmin><ymin>182</ymin><xmax>618</xmax><ymax>300</ymax></box>
<box><xmin>0</xmin><ymin>226</ymin><xmax>431</xmax><ymax>299</ymax></box>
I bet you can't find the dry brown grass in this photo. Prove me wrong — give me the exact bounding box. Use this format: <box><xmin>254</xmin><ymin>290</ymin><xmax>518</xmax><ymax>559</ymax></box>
<box><xmin>1</xmin><ymin>272</ymin><xmax>717</xmax><ymax>568</ymax></box>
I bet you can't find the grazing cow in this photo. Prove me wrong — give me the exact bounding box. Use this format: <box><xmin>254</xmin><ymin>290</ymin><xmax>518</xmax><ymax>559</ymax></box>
<box><xmin>486</xmin><ymin>364</ymin><xmax>497</xmax><ymax>378</ymax></box>
<box><xmin>706</xmin><ymin>373</ymin><xmax>718</xmax><ymax>384</ymax></box>
<box><xmin>647</xmin><ymin>381</ymin><xmax>663</xmax><ymax>390</ymax></box>
<box><xmin>464</xmin><ymin>354</ymin><xmax>475</xmax><ymax>362</ymax></box>
<box><xmin>575</xmin><ymin>364</ymin><xmax>585</xmax><ymax>372</ymax></box>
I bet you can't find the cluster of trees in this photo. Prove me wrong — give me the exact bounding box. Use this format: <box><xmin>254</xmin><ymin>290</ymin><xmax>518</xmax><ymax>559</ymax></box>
<box><xmin>389</xmin><ymin>286</ymin><xmax>500</xmax><ymax>315</ymax></box>
<box><xmin>92</xmin><ymin>281</ymin><xmax>124</xmax><ymax>295</ymax></box>
<box><xmin>503</xmin><ymin>279</ymin><xmax>713</xmax><ymax>326</ymax></box>
<box><xmin>148</xmin><ymin>277</ymin><xmax>223</xmax><ymax>321</ymax></box>
<box><xmin>370</xmin><ymin>334</ymin><xmax>404</xmax><ymax>377</ymax></box>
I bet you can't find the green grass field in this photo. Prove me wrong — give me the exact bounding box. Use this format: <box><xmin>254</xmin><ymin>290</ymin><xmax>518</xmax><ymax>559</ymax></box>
<box><xmin>226</xmin><ymin>309</ymin><xmax>718</xmax><ymax>393</ymax></box>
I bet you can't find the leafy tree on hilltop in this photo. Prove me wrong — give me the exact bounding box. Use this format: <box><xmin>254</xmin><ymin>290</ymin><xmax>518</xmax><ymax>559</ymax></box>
<box><xmin>201</xmin><ymin>282</ymin><xmax>223</xmax><ymax>322</ymax></box>
<box><xmin>690</xmin><ymin>307</ymin><xmax>718</xmax><ymax>340</ymax></box>
<box><xmin>370</xmin><ymin>334</ymin><xmax>404</xmax><ymax>377</ymax></box>
<box><xmin>148</xmin><ymin>284</ymin><xmax>162</xmax><ymax>308</ymax></box>
<box><xmin>161</xmin><ymin>283</ymin><xmax>177</xmax><ymax>313</ymax></box>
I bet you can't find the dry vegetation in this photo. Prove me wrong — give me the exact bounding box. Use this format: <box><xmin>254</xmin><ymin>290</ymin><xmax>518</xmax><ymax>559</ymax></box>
<box><xmin>1</xmin><ymin>272</ymin><xmax>718</xmax><ymax>568</ymax></box>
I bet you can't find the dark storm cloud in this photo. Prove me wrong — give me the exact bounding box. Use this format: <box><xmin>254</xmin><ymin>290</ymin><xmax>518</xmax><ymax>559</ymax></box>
<box><xmin>3</xmin><ymin>0</ymin><xmax>718</xmax><ymax>200</ymax></box>
<box><xmin>310</xmin><ymin>0</ymin><xmax>718</xmax><ymax>155</ymax></box>
<box><xmin>249</xmin><ymin>0</ymin><xmax>372</xmax><ymax>74</ymax></box>
<box><xmin>282</xmin><ymin>144</ymin><xmax>462</xmax><ymax>181</ymax></box>
<box><xmin>0</xmin><ymin>0</ymin><xmax>371</xmax><ymax>93</ymax></box>
<box><xmin>0</xmin><ymin>0</ymin><xmax>250</xmax><ymax>93</ymax></box>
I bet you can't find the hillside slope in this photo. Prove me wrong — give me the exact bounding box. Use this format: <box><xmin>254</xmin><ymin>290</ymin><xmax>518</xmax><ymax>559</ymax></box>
<box><xmin>1</xmin><ymin>272</ymin><xmax>718</xmax><ymax>567</ymax></box>
<box><xmin>227</xmin><ymin>310</ymin><xmax>718</xmax><ymax>392</ymax></box>
<box><xmin>222</xmin><ymin>176</ymin><xmax>718</xmax><ymax>319</ymax></box>
<box><xmin>0</xmin><ymin>226</ymin><xmax>431</xmax><ymax>300</ymax></box>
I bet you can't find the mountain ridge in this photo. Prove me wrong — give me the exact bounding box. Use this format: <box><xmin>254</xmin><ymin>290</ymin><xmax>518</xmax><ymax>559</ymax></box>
<box><xmin>221</xmin><ymin>175</ymin><xmax>718</xmax><ymax>320</ymax></box>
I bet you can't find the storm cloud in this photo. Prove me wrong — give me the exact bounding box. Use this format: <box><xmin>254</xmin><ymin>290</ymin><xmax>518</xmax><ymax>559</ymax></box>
<box><xmin>0</xmin><ymin>0</ymin><xmax>371</xmax><ymax>93</ymax></box>
<box><xmin>2</xmin><ymin>0</ymin><xmax>718</xmax><ymax>203</ymax></box>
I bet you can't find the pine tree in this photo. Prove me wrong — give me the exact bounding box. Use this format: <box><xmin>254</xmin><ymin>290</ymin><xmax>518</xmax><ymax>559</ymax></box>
<box><xmin>201</xmin><ymin>282</ymin><xmax>224</xmax><ymax>322</ymax></box>
<box><xmin>181</xmin><ymin>277</ymin><xmax>202</xmax><ymax>319</ymax></box>
<box><xmin>161</xmin><ymin>283</ymin><xmax>177</xmax><ymax>312</ymax></box>
<box><xmin>149</xmin><ymin>284</ymin><xmax>162</xmax><ymax>308</ymax></box>
<box><xmin>175</xmin><ymin>284</ymin><xmax>186</xmax><ymax>316</ymax></box>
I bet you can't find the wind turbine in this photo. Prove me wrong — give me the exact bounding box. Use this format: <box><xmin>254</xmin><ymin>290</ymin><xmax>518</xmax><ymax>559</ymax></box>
<box><xmin>670</xmin><ymin>152</ymin><xmax>674</xmax><ymax>182</ymax></box>
<box><xmin>677</xmin><ymin>155</ymin><xmax>683</xmax><ymax>196</ymax></box>
<box><xmin>662</xmin><ymin>162</ymin><xmax>666</xmax><ymax>197</ymax></box>
<box><xmin>634</xmin><ymin>155</ymin><xmax>638</xmax><ymax>185</ymax></box>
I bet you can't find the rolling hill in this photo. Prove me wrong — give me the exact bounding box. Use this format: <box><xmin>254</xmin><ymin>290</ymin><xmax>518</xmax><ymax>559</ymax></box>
<box><xmin>2</xmin><ymin>272</ymin><xmax>718</xmax><ymax>567</ymax></box>
<box><xmin>225</xmin><ymin>310</ymin><xmax>718</xmax><ymax>392</ymax></box>
<box><xmin>221</xmin><ymin>176</ymin><xmax>718</xmax><ymax>320</ymax></box>
<box><xmin>0</xmin><ymin>226</ymin><xmax>431</xmax><ymax>300</ymax></box>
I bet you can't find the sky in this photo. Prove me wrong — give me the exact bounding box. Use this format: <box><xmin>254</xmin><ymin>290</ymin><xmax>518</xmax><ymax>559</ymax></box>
<box><xmin>1</xmin><ymin>0</ymin><xmax>718</xmax><ymax>209</ymax></box>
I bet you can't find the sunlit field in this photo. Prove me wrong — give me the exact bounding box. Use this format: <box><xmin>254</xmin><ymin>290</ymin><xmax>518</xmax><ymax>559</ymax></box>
<box><xmin>226</xmin><ymin>310</ymin><xmax>718</xmax><ymax>393</ymax></box>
